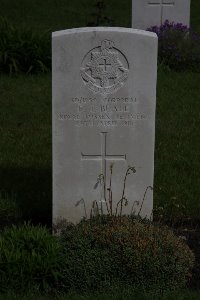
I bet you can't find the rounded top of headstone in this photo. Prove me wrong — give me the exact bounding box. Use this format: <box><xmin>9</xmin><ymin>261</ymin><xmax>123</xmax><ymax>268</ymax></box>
<box><xmin>52</xmin><ymin>27</ymin><xmax>158</xmax><ymax>39</ymax></box>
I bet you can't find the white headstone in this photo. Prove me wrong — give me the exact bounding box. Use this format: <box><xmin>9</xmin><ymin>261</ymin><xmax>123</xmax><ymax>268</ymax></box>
<box><xmin>52</xmin><ymin>27</ymin><xmax>157</xmax><ymax>224</ymax></box>
<box><xmin>132</xmin><ymin>0</ymin><xmax>191</xmax><ymax>30</ymax></box>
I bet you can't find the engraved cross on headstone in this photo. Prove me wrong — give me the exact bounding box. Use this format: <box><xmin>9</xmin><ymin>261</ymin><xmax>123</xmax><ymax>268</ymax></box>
<box><xmin>99</xmin><ymin>59</ymin><xmax>112</xmax><ymax>72</ymax></box>
<box><xmin>81</xmin><ymin>132</ymin><xmax>126</xmax><ymax>200</ymax></box>
<box><xmin>148</xmin><ymin>0</ymin><xmax>175</xmax><ymax>24</ymax></box>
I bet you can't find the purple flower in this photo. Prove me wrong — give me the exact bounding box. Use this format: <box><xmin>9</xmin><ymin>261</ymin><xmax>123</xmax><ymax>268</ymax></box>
<box><xmin>146</xmin><ymin>20</ymin><xmax>200</xmax><ymax>72</ymax></box>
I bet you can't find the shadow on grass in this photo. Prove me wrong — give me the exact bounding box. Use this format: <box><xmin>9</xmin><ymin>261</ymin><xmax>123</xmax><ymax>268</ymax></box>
<box><xmin>0</xmin><ymin>167</ymin><xmax>52</xmax><ymax>227</ymax></box>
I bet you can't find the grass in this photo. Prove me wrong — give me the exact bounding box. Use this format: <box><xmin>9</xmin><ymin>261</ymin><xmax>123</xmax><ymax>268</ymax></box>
<box><xmin>191</xmin><ymin>0</ymin><xmax>200</xmax><ymax>33</ymax></box>
<box><xmin>1</xmin><ymin>289</ymin><xmax>200</xmax><ymax>300</ymax></box>
<box><xmin>0</xmin><ymin>74</ymin><xmax>52</xmax><ymax>225</ymax></box>
<box><xmin>155</xmin><ymin>67</ymin><xmax>200</xmax><ymax>222</ymax></box>
<box><xmin>0</xmin><ymin>0</ymin><xmax>131</xmax><ymax>31</ymax></box>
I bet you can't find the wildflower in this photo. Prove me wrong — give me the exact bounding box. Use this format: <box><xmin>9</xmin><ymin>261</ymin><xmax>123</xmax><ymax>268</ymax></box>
<box><xmin>147</xmin><ymin>20</ymin><xmax>200</xmax><ymax>72</ymax></box>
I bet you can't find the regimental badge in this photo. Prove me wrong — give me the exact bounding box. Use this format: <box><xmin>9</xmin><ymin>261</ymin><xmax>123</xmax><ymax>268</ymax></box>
<box><xmin>81</xmin><ymin>40</ymin><xmax>129</xmax><ymax>95</ymax></box>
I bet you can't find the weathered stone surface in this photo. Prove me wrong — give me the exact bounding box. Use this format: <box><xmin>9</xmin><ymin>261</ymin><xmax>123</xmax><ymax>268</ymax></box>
<box><xmin>132</xmin><ymin>0</ymin><xmax>191</xmax><ymax>30</ymax></box>
<box><xmin>52</xmin><ymin>27</ymin><xmax>157</xmax><ymax>223</ymax></box>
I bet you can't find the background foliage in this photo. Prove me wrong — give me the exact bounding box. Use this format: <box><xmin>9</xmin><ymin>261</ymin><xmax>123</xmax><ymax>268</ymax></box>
<box><xmin>0</xmin><ymin>17</ymin><xmax>51</xmax><ymax>74</ymax></box>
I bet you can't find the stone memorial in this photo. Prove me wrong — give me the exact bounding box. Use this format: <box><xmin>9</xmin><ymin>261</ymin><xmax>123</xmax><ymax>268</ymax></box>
<box><xmin>52</xmin><ymin>27</ymin><xmax>157</xmax><ymax>224</ymax></box>
<box><xmin>132</xmin><ymin>0</ymin><xmax>191</xmax><ymax>30</ymax></box>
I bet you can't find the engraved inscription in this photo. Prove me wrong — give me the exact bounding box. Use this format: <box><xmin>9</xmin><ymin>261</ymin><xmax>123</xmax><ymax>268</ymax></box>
<box><xmin>58</xmin><ymin>96</ymin><xmax>147</xmax><ymax>127</ymax></box>
<box><xmin>81</xmin><ymin>132</ymin><xmax>126</xmax><ymax>200</ymax></box>
<box><xmin>72</xmin><ymin>97</ymin><xmax>136</xmax><ymax>104</ymax></box>
<box><xmin>81</xmin><ymin>40</ymin><xmax>129</xmax><ymax>95</ymax></box>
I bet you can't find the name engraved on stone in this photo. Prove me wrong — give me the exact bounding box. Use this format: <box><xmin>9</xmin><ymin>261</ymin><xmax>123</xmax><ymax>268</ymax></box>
<box><xmin>148</xmin><ymin>0</ymin><xmax>175</xmax><ymax>24</ymax></box>
<box><xmin>78</xmin><ymin>104</ymin><xmax>130</xmax><ymax>113</ymax></box>
<box><xmin>57</xmin><ymin>96</ymin><xmax>144</xmax><ymax>127</ymax></box>
<box><xmin>80</xmin><ymin>40</ymin><xmax>129</xmax><ymax>95</ymax></box>
<box><xmin>81</xmin><ymin>132</ymin><xmax>126</xmax><ymax>200</ymax></box>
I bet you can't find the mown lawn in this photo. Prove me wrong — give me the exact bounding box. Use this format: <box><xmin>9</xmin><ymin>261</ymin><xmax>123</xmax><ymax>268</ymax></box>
<box><xmin>0</xmin><ymin>74</ymin><xmax>52</xmax><ymax>225</ymax></box>
<box><xmin>0</xmin><ymin>0</ymin><xmax>131</xmax><ymax>31</ymax></box>
<box><xmin>1</xmin><ymin>289</ymin><xmax>200</xmax><ymax>300</ymax></box>
<box><xmin>155</xmin><ymin>68</ymin><xmax>200</xmax><ymax>222</ymax></box>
